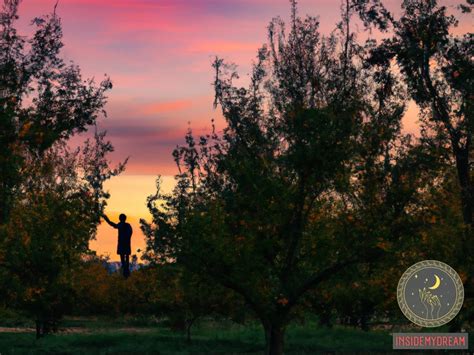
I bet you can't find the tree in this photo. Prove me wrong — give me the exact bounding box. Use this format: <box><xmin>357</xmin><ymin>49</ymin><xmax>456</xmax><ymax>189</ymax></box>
<box><xmin>143</xmin><ymin>2</ymin><xmax>427</xmax><ymax>353</ymax></box>
<box><xmin>0</xmin><ymin>0</ymin><xmax>112</xmax><ymax>223</ymax></box>
<box><xmin>357</xmin><ymin>0</ymin><xmax>473</xmax><ymax>239</ymax></box>
<box><xmin>397</xmin><ymin>1</ymin><xmax>472</xmax><ymax>228</ymax></box>
<box><xmin>141</xmin><ymin>191</ymin><xmax>245</xmax><ymax>343</ymax></box>
<box><xmin>1</xmin><ymin>131</ymin><xmax>125</xmax><ymax>338</ymax></box>
<box><xmin>354</xmin><ymin>0</ymin><xmax>474</xmax><ymax>326</ymax></box>
<box><xmin>0</xmin><ymin>1</ymin><xmax>124</xmax><ymax>336</ymax></box>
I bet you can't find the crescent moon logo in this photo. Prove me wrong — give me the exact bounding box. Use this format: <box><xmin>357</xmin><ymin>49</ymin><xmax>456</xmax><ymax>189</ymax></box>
<box><xmin>397</xmin><ymin>260</ymin><xmax>464</xmax><ymax>327</ymax></box>
<box><xmin>428</xmin><ymin>274</ymin><xmax>441</xmax><ymax>290</ymax></box>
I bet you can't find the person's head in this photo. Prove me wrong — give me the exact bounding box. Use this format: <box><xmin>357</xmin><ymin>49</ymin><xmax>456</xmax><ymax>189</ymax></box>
<box><xmin>119</xmin><ymin>213</ymin><xmax>127</xmax><ymax>222</ymax></box>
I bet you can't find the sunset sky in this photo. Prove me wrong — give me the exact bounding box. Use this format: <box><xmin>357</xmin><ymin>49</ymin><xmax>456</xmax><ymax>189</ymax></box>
<box><xmin>18</xmin><ymin>0</ymin><xmax>470</xmax><ymax>260</ymax></box>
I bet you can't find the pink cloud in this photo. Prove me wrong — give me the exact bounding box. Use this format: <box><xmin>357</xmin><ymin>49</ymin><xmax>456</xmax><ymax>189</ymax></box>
<box><xmin>141</xmin><ymin>99</ymin><xmax>194</xmax><ymax>115</ymax></box>
<box><xmin>186</xmin><ymin>40</ymin><xmax>261</xmax><ymax>54</ymax></box>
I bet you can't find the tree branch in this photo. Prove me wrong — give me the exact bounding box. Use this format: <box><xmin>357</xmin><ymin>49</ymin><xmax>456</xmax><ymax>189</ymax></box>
<box><xmin>288</xmin><ymin>258</ymin><xmax>360</xmax><ymax>308</ymax></box>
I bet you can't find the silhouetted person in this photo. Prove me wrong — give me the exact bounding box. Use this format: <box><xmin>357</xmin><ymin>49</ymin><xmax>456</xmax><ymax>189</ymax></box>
<box><xmin>102</xmin><ymin>213</ymin><xmax>133</xmax><ymax>278</ymax></box>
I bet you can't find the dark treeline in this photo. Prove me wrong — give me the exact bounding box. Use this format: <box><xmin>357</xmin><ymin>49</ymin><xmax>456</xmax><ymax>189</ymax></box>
<box><xmin>0</xmin><ymin>0</ymin><xmax>472</xmax><ymax>354</ymax></box>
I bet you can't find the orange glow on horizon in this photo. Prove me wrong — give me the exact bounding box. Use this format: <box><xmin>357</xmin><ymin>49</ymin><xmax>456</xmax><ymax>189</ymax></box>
<box><xmin>89</xmin><ymin>175</ymin><xmax>176</xmax><ymax>261</ymax></box>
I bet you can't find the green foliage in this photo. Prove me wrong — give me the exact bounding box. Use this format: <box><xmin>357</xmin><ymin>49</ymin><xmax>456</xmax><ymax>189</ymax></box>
<box><xmin>0</xmin><ymin>0</ymin><xmax>125</xmax><ymax>337</ymax></box>
<box><xmin>0</xmin><ymin>0</ymin><xmax>112</xmax><ymax>223</ymax></box>
<box><xmin>355</xmin><ymin>0</ymin><xmax>473</xmax><ymax>329</ymax></box>
<box><xmin>0</xmin><ymin>131</ymin><xmax>125</xmax><ymax>336</ymax></box>
<box><xmin>359</xmin><ymin>0</ymin><xmax>473</xmax><ymax>227</ymax></box>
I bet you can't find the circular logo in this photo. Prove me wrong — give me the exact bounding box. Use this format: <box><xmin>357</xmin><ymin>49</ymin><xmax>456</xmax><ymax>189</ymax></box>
<box><xmin>397</xmin><ymin>260</ymin><xmax>464</xmax><ymax>327</ymax></box>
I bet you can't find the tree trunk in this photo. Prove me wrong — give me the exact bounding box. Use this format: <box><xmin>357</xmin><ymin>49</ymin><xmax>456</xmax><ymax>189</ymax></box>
<box><xmin>453</xmin><ymin>146</ymin><xmax>473</xmax><ymax>330</ymax></box>
<box><xmin>263</xmin><ymin>321</ymin><xmax>285</xmax><ymax>355</ymax></box>
<box><xmin>186</xmin><ymin>317</ymin><xmax>197</xmax><ymax>344</ymax></box>
<box><xmin>35</xmin><ymin>320</ymin><xmax>43</xmax><ymax>339</ymax></box>
<box><xmin>454</xmin><ymin>147</ymin><xmax>473</xmax><ymax>227</ymax></box>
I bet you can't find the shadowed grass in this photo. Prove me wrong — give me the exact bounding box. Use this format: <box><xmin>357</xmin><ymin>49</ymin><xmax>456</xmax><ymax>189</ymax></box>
<box><xmin>0</xmin><ymin>330</ymin><xmax>261</xmax><ymax>354</ymax></box>
<box><xmin>0</xmin><ymin>318</ymin><xmax>471</xmax><ymax>354</ymax></box>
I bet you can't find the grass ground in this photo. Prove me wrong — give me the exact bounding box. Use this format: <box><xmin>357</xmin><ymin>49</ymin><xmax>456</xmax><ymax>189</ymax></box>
<box><xmin>0</xmin><ymin>317</ymin><xmax>471</xmax><ymax>354</ymax></box>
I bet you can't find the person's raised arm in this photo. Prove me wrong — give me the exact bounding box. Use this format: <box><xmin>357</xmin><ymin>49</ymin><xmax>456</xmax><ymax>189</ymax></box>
<box><xmin>102</xmin><ymin>213</ymin><xmax>118</xmax><ymax>228</ymax></box>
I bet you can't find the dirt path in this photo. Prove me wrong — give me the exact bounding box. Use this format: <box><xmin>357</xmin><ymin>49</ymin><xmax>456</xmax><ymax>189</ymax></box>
<box><xmin>0</xmin><ymin>327</ymin><xmax>36</xmax><ymax>333</ymax></box>
<box><xmin>0</xmin><ymin>327</ymin><xmax>155</xmax><ymax>334</ymax></box>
